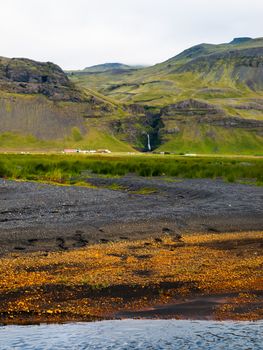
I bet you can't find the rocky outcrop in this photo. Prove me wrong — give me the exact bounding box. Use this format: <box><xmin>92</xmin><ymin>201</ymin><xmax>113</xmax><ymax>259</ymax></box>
<box><xmin>111</xmin><ymin>98</ymin><xmax>263</xmax><ymax>151</ymax></box>
<box><xmin>162</xmin><ymin>99</ymin><xmax>224</xmax><ymax>117</ymax></box>
<box><xmin>111</xmin><ymin>106</ymin><xmax>163</xmax><ymax>151</ymax></box>
<box><xmin>161</xmin><ymin>100</ymin><xmax>263</xmax><ymax>130</ymax></box>
<box><xmin>0</xmin><ymin>57</ymin><xmax>84</xmax><ymax>101</ymax></box>
<box><xmin>231</xmin><ymin>101</ymin><xmax>263</xmax><ymax>111</ymax></box>
<box><xmin>0</xmin><ymin>57</ymin><xmax>121</xmax><ymax>141</ymax></box>
<box><xmin>204</xmin><ymin>116</ymin><xmax>263</xmax><ymax>129</ymax></box>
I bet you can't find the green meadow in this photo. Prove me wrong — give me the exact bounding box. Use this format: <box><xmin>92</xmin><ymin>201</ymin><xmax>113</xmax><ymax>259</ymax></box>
<box><xmin>0</xmin><ymin>129</ymin><xmax>134</xmax><ymax>153</ymax></box>
<box><xmin>0</xmin><ymin>153</ymin><xmax>262</xmax><ymax>185</ymax></box>
<box><xmin>157</xmin><ymin>124</ymin><xmax>263</xmax><ymax>155</ymax></box>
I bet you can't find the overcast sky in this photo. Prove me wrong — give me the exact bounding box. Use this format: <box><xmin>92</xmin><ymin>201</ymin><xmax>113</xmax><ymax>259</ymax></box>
<box><xmin>1</xmin><ymin>0</ymin><xmax>262</xmax><ymax>70</ymax></box>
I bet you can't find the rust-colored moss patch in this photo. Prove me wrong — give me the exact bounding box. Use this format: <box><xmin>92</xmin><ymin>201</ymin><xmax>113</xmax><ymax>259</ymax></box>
<box><xmin>0</xmin><ymin>232</ymin><xmax>262</xmax><ymax>324</ymax></box>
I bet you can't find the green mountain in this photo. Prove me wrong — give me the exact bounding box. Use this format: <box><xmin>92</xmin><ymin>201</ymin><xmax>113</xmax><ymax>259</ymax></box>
<box><xmin>70</xmin><ymin>37</ymin><xmax>263</xmax><ymax>105</ymax></box>
<box><xmin>1</xmin><ymin>38</ymin><xmax>263</xmax><ymax>154</ymax></box>
<box><xmin>0</xmin><ymin>56</ymin><xmax>135</xmax><ymax>151</ymax></box>
<box><xmin>69</xmin><ymin>37</ymin><xmax>263</xmax><ymax>154</ymax></box>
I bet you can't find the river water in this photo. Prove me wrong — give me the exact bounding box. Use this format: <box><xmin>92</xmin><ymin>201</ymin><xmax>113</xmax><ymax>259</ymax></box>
<box><xmin>1</xmin><ymin>320</ymin><xmax>262</xmax><ymax>350</ymax></box>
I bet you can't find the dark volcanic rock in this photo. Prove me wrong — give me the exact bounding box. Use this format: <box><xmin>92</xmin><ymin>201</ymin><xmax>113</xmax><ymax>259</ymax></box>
<box><xmin>0</xmin><ymin>56</ymin><xmax>84</xmax><ymax>101</ymax></box>
<box><xmin>161</xmin><ymin>99</ymin><xmax>223</xmax><ymax>117</ymax></box>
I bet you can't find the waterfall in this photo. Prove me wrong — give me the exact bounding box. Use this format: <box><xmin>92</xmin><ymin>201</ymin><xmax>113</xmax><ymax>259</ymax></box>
<box><xmin>147</xmin><ymin>134</ymin><xmax>151</xmax><ymax>151</ymax></box>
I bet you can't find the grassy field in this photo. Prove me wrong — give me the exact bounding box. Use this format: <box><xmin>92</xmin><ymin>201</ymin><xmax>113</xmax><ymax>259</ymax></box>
<box><xmin>0</xmin><ymin>232</ymin><xmax>262</xmax><ymax>324</ymax></box>
<box><xmin>158</xmin><ymin>124</ymin><xmax>263</xmax><ymax>155</ymax></box>
<box><xmin>0</xmin><ymin>153</ymin><xmax>262</xmax><ymax>185</ymax></box>
<box><xmin>0</xmin><ymin>129</ymin><xmax>135</xmax><ymax>153</ymax></box>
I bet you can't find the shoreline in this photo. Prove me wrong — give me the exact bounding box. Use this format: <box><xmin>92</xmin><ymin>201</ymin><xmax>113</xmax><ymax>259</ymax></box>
<box><xmin>0</xmin><ymin>177</ymin><xmax>262</xmax><ymax>325</ymax></box>
<box><xmin>1</xmin><ymin>291</ymin><xmax>262</xmax><ymax>326</ymax></box>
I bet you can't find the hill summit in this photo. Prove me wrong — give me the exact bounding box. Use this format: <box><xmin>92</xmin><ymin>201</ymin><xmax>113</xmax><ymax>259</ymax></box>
<box><xmin>84</xmin><ymin>63</ymin><xmax>136</xmax><ymax>73</ymax></box>
<box><xmin>230</xmin><ymin>37</ymin><xmax>252</xmax><ymax>44</ymax></box>
<box><xmin>0</xmin><ymin>57</ymin><xmax>84</xmax><ymax>101</ymax></box>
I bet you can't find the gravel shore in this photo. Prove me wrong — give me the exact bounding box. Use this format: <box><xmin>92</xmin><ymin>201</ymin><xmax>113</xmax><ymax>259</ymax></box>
<box><xmin>0</xmin><ymin>176</ymin><xmax>262</xmax><ymax>255</ymax></box>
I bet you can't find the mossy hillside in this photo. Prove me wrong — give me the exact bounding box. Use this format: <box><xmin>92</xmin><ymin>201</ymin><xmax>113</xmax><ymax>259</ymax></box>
<box><xmin>0</xmin><ymin>92</ymin><xmax>87</xmax><ymax>140</ymax></box>
<box><xmin>69</xmin><ymin>39</ymin><xmax>263</xmax><ymax>155</ymax></box>
<box><xmin>157</xmin><ymin>123</ymin><xmax>263</xmax><ymax>155</ymax></box>
<box><xmin>68</xmin><ymin>128</ymin><xmax>135</xmax><ymax>152</ymax></box>
<box><xmin>0</xmin><ymin>90</ymin><xmax>137</xmax><ymax>151</ymax></box>
<box><xmin>0</xmin><ymin>57</ymin><xmax>138</xmax><ymax>151</ymax></box>
<box><xmin>71</xmin><ymin>68</ymin><xmax>263</xmax><ymax>113</ymax></box>
<box><xmin>69</xmin><ymin>38</ymin><xmax>263</xmax><ymax>117</ymax></box>
<box><xmin>0</xmin><ymin>87</ymin><xmax>262</xmax><ymax>155</ymax></box>
<box><xmin>0</xmin><ymin>128</ymin><xmax>135</xmax><ymax>153</ymax></box>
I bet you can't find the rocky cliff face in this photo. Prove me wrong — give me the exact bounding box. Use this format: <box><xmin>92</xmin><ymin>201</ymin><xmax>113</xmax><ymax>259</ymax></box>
<box><xmin>110</xmin><ymin>99</ymin><xmax>263</xmax><ymax>152</ymax></box>
<box><xmin>0</xmin><ymin>57</ymin><xmax>84</xmax><ymax>101</ymax></box>
<box><xmin>0</xmin><ymin>57</ymin><xmax>122</xmax><ymax>142</ymax></box>
<box><xmin>162</xmin><ymin>99</ymin><xmax>224</xmax><ymax>117</ymax></box>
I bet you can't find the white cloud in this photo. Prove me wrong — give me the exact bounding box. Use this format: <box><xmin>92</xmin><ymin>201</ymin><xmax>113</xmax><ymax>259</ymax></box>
<box><xmin>1</xmin><ymin>0</ymin><xmax>262</xmax><ymax>69</ymax></box>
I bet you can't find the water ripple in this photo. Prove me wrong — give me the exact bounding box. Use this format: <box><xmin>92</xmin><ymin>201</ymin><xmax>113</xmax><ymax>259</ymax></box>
<box><xmin>0</xmin><ymin>320</ymin><xmax>262</xmax><ymax>350</ymax></box>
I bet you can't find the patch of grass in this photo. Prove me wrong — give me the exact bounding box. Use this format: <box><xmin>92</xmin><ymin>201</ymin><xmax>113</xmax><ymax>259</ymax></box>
<box><xmin>105</xmin><ymin>183</ymin><xmax>126</xmax><ymax>191</ymax></box>
<box><xmin>130</xmin><ymin>187</ymin><xmax>157</xmax><ymax>195</ymax></box>
<box><xmin>0</xmin><ymin>154</ymin><xmax>263</xmax><ymax>186</ymax></box>
<box><xmin>74</xmin><ymin>128</ymin><xmax>135</xmax><ymax>152</ymax></box>
<box><xmin>69</xmin><ymin>180</ymin><xmax>98</xmax><ymax>188</ymax></box>
<box><xmin>0</xmin><ymin>128</ymin><xmax>135</xmax><ymax>153</ymax></box>
<box><xmin>71</xmin><ymin>127</ymin><xmax>83</xmax><ymax>142</ymax></box>
<box><xmin>237</xmin><ymin>180</ymin><xmax>263</xmax><ymax>187</ymax></box>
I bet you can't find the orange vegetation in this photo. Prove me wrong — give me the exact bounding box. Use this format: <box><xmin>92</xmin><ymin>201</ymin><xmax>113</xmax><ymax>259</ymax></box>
<box><xmin>0</xmin><ymin>231</ymin><xmax>262</xmax><ymax>324</ymax></box>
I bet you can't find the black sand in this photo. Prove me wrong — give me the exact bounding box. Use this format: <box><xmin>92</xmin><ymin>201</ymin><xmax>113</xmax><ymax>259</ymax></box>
<box><xmin>0</xmin><ymin>176</ymin><xmax>262</xmax><ymax>255</ymax></box>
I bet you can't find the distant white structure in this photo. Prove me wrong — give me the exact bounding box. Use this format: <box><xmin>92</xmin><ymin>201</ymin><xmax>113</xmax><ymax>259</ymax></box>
<box><xmin>78</xmin><ymin>150</ymin><xmax>96</xmax><ymax>154</ymax></box>
<box><xmin>97</xmin><ymin>149</ymin><xmax>111</xmax><ymax>154</ymax></box>
<box><xmin>63</xmin><ymin>149</ymin><xmax>111</xmax><ymax>154</ymax></box>
<box><xmin>63</xmin><ymin>149</ymin><xmax>78</xmax><ymax>153</ymax></box>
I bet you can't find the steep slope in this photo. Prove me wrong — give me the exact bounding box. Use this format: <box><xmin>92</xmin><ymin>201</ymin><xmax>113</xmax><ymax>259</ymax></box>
<box><xmin>0</xmin><ymin>56</ymin><xmax>135</xmax><ymax>151</ymax></box>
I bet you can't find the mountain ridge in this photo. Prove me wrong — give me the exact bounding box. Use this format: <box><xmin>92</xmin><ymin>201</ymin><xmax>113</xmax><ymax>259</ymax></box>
<box><xmin>0</xmin><ymin>37</ymin><xmax>263</xmax><ymax>154</ymax></box>
<box><xmin>83</xmin><ymin>62</ymin><xmax>143</xmax><ymax>73</ymax></box>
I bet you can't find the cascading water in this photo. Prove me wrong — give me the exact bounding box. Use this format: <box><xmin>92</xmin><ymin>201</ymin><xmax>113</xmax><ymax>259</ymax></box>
<box><xmin>147</xmin><ymin>133</ymin><xmax>151</xmax><ymax>151</ymax></box>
